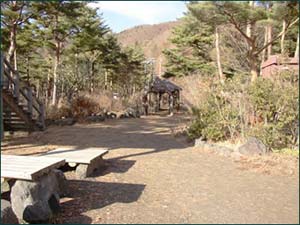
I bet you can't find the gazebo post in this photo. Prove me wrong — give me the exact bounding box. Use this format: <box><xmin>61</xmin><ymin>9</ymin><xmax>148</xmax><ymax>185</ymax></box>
<box><xmin>158</xmin><ymin>93</ymin><xmax>162</xmax><ymax>111</ymax></box>
<box><xmin>176</xmin><ymin>90</ymin><xmax>180</xmax><ymax>111</ymax></box>
<box><xmin>155</xmin><ymin>93</ymin><xmax>159</xmax><ymax>112</ymax></box>
<box><xmin>168</xmin><ymin>93</ymin><xmax>174</xmax><ymax>116</ymax></box>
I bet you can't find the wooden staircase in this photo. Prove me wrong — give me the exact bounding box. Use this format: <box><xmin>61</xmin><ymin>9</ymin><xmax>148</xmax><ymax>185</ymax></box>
<box><xmin>1</xmin><ymin>55</ymin><xmax>45</xmax><ymax>134</ymax></box>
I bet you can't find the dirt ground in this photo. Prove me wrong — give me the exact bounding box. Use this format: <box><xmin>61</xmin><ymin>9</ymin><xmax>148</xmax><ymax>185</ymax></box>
<box><xmin>1</xmin><ymin>114</ymin><xmax>299</xmax><ymax>224</ymax></box>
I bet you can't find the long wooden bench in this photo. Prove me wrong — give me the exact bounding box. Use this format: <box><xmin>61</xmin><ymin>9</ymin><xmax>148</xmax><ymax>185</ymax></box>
<box><xmin>41</xmin><ymin>147</ymin><xmax>109</xmax><ymax>178</ymax></box>
<box><xmin>1</xmin><ymin>155</ymin><xmax>66</xmax><ymax>223</ymax></box>
<box><xmin>1</xmin><ymin>155</ymin><xmax>65</xmax><ymax>181</ymax></box>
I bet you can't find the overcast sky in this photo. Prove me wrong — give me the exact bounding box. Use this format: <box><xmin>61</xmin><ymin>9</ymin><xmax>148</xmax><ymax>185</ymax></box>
<box><xmin>88</xmin><ymin>1</ymin><xmax>187</xmax><ymax>33</ymax></box>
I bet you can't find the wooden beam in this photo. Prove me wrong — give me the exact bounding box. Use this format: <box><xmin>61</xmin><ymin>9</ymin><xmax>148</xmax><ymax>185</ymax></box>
<box><xmin>1</xmin><ymin>54</ymin><xmax>4</xmax><ymax>140</ymax></box>
<box><xmin>2</xmin><ymin>91</ymin><xmax>34</xmax><ymax>131</ymax></box>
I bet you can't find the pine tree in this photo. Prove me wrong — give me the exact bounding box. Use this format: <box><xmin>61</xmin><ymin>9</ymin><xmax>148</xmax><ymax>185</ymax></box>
<box><xmin>188</xmin><ymin>2</ymin><xmax>227</xmax><ymax>83</ymax></box>
<box><xmin>1</xmin><ymin>1</ymin><xmax>33</xmax><ymax>66</ymax></box>
<box><xmin>213</xmin><ymin>1</ymin><xmax>299</xmax><ymax>81</ymax></box>
<box><xmin>163</xmin><ymin>10</ymin><xmax>215</xmax><ymax>78</ymax></box>
<box><xmin>32</xmin><ymin>1</ymin><xmax>85</xmax><ymax>105</ymax></box>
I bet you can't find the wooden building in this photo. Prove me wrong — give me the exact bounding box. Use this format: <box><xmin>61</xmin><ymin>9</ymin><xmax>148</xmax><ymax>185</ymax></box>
<box><xmin>261</xmin><ymin>55</ymin><xmax>299</xmax><ymax>78</ymax></box>
<box><xmin>144</xmin><ymin>76</ymin><xmax>182</xmax><ymax>115</ymax></box>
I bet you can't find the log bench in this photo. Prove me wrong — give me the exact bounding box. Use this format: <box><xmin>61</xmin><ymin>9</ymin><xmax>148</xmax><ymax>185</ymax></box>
<box><xmin>41</xmin><ymin>147</ymin><xmax>109</xmax><ymax>179</ymax></box>
<box><xmin>1</xmin><ymin>155</ymin><xmax>66</xmax><ymax>223</ymax></box>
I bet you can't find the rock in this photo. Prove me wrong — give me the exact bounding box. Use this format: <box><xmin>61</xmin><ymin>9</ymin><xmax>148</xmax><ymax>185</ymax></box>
<box><xmin>126</xmin><ymin>108</ymin><xmax>138</xmax><ymax>118</ymax></box>
<box><xmin>45</xmin><ymin>119</ymin><xmax>55</xmax><ymax>126</ymax></box>
<box><xmin>118</xmin><ymin>108</ymin><xmax>141</xmax><ymax>119</ymax></box>
<box><xmin>52</xmin><ymin>169</ymin><xmax>68</xmax><ymax>197</ymax></box>
<box><xmin>105</xmin><ymin>112</ymin><xmax>117</xmax><ymax>119</ymax></box>
<box><xmin>194</xmin><ymin>138</ymin><xmax>206</xmax><ymax>147</ymax></box>
<box><xmin>75</xmin><ymin>157</ymin><xmax>105</xmax><ymax>179</ymax></box>
<box><xmin>54</xmin><ymin>118</ymin><xmax>76</xmax><ymax>126</ymax></box>
<box><xmin>75</xmin><ymin>164</ymin><xmax>90</xmax><ymax>179</ymax></box>
<box><xmin>10</xmin><ymin>170</ymin><xmax>62</xmax><ymax>223</ymax></box>
<box><xmin>1</xmin><ymin>179</ymin><xmax>16</xmax><ymax>196</ymax></box>
<box><xmin>238</xmin><ymin>137</ymin><xmax>268</xmax><ymax>156</ymax></box>
<box><xmin>119</xmin><ymin>112</ymin><xmax>130</xmax><ymax>119</ymax></box>
<box><xmin>86</xmin><ymin>115</ymin><xmax>105</xmax><ymax>123</ymax></box>
<box><xmin>1</xmin><ymin>180</ymin><xmax>10</xmax><ymax>194</ymax></box>
<box><xmin>195</xmin><ymin>138</ymin><xmax>234</xmax><ymax>157</ymax></box>
<box><xmin>231</xmin><ymin>151</ymin><xmax>243</xmax><ymax>160</ymax></box>
<box><xmin>1</xmin><ymin>199</ymin><xmax>19</xmax><ymax>224</ymax></box>
<box><xmin>216</xmin><ymin>146</ymin><xmax>233</xmax><ymax>157</ymax></box>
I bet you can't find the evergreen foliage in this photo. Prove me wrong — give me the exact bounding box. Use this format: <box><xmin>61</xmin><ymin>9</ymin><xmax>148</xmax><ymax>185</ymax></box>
<box><xmin>1</xmin><ymin>1</ymin><xmax>147</xmax><ymax>105</ymax></box>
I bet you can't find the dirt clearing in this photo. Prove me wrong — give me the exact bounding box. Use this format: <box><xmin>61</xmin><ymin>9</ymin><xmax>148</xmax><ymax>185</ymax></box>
<box><xmin>2</xmin><ymin>115</ymin><xmax>299</xmax><ymax>224</ymax></box>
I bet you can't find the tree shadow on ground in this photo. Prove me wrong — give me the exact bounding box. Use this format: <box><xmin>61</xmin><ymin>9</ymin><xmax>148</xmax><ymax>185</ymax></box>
<box><xmin>58</xmin><ymin>180</ymin><xmax>145</xmax><ymax>224</ymax></box>
<box><xmin>91</xmin><ymin>159</ymin><xmax>136</xmax><ymax>177</ymax></box>
<box><xmin>2</xmin><ymin>115</ymin><xmax>193</xmax><ymax>162</ymax></box>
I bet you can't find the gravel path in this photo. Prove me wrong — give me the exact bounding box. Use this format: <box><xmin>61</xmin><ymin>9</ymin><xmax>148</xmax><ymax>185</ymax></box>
<box><xmin>2</xmin><ymin>115</ymin><xmax>299</xmax><ymax>224</ymax></box>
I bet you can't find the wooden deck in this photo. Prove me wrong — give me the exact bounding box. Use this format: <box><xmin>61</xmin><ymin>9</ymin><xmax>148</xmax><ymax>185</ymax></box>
<box><xmin>41</xmin><ymin>148</ymin><xmax>108</xmax><ymax>165</ymax></box>
<box><xmin>1</xmin><ymin>155</ymin><xmax>65</xmax><ymax>181</ymax></box>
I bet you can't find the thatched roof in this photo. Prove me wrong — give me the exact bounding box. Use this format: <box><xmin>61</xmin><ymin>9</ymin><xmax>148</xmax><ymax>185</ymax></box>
<box><xmin>148</xmin><ymin>76</ymin><xmax>182</xmax><ymax>94</ymax></box>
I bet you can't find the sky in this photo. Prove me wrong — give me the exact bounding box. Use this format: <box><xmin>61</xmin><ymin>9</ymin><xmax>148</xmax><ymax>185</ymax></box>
<box><xmin>88</xmin><ymin>1</ymin><xmax>188</xmax><ymax>33</ymax></box>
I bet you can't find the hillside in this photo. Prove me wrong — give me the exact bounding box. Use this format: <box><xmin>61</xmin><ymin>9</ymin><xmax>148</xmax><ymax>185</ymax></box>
<box><xmin>117</xmin><ymin>21</ymin><xmax>180</xmax><ymax>75</ymax></box>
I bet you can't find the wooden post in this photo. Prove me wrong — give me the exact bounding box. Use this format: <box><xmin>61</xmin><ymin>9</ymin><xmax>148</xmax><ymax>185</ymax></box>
<box><xmin>13</xmin><ymin>71</ymin><xmax>20</xmax><ymax>101</ymax></box>
<box><xmin>169</xmin><ymin>93</ymin><xmax>174</xmax><ymax>116</ymax></box>
<box><xmin>155</xmin><ymin>93</ymin><xmax>159</xmax><ymax>112</ymax></box>
<box><xmin>158</xmin><ymin>93</ymin><xmax>161</xmax><ymax>111</ymax></box>
<box><xmin>178</xmin><ymin>91</ymin><xmax>181</xmax><ymax>110</ymax></box>
<box><xmin>1</xmin><ymin>54</ymin><xmax>4</xmax><ymax>140</ymax></box>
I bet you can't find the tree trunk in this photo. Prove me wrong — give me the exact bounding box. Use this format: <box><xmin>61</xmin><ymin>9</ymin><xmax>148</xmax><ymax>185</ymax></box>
<box><xmin>261</xmin><ymin>26</ymin><xmax>268</xmax><ymax>61</ymax></box>
<box><xmin>215</xmin><ymin>27</ymin><xmax>224</xmax><ymax>83</ymax></box>
<box><xmin>90</xmin><ymin>61</ymin><xmax>95</xmax><ymax>93</ymax></box>
<box><xmin>295</xmin><ymin>31</ymin><xmax>299</xmax><ymax>58</ymax></box>
<box><xmin>26</xmin><ymin>56</ymin><xmax>30</xmax><ymax>82</ymax></box>
<box><xmin>267</xmin><ymin>25</ymin><xmax>272</xmax><ymax>58</ymax></box>
<box><xmin>266</xmin><ymin>3</ymin><xmax>273</xmax><ymax>58</ymax></box>
<box><xmin>260</xmin><ymin>26</ymin><xmax>268</xmax><ymax>75</ymax></box>
<box><xmin>104</xmin><ymin>69</ymin><xmax>108</xmax><ymax>90</ymax></box>
<box><xmin>13</xmin><ymin>49</ymin><xmax>17</xmax><ymax>71</ymax></box>
<box><xmin>281</xmin><ymin>20</ymin><xmax>287</xmax><ymax>54</ymax></box>
<box><xmin>52</xmin><ymin>42</ymin><xmax>60</xmax><ymax>105</ymax></box>
<box><xmin>51</xmin><ymin>14</ymin><xmax>60</xmax><ymax>106</ymax></box>
<box><xmin>250</xmin><ymin>56</ymin><xmax>258</xmax><ymax>82</ymax></box>
<box><xmin>7</xmin><ymin>24</ymin><xmax>17</xmax><ymax>63</ymax></box>
<box><xmin>46</xmin><ymin>69</ymin><xmax>50</xmax><ymax>106</ymax></box>
<box><xmin>36</xmin><ymin>80</ymin><xmax>39</xmax><ymax>98</ymax></box>
<box><xmin>246</xmin><ymin>1</ymin><xmax>254</xmax><ymax>38</ymax></box>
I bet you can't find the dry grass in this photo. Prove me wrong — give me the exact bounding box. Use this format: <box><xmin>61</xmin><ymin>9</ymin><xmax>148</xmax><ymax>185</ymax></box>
<box><xmin>171</xmin><ymin>74</ymin><xmax>213</xmax><ymax>111</ymax></box>
<box><xmin>236</xmin><ymin>153</ymin><xmax>299</xmax><ymax>176</ymax></box>
<box><xmin>46</xmin><ymin>91</ymin><xmax>144</xmax><ymax>121</ymax></box>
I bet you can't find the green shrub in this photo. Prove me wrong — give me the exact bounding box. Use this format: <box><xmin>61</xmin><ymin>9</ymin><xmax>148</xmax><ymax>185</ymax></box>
<box><xmin>188</xmin><ymin>80</ymin><xmax>240</xmax><ymax>141</ymax></box>
<box><xmin>188</xmin><ymin>71</ymin><xmax>298</xmax><ymax>150</ymax></box>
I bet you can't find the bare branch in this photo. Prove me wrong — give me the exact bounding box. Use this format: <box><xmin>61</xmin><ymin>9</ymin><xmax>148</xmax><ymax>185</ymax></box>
<box><xmin>255</xmin><ymin>17</ymin><xmax>299</xmax><ymax>56</ymax></box>
<box><xmin>221</xmin><ymin>8</ymin><xmax>253</xmax><ymax>45</ymax></box>
<box><xmin>1</xmin><ymin>20</ymin><xmax>9</xmax><ymax>27</ymax></box>
<box><xmin>17</xmin><ymin>13</ymin><xmax>34</xmax><ymax>25</ymax></box>
<box><xmin>15</xmin><ymin>2</ymin><xmax>25</xmax><ymax>24</ymax></box>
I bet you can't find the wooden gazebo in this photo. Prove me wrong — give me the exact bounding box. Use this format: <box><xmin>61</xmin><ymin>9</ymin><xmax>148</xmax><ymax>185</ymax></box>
<box><xmin>144</xmin><ymin>76</ymin><xmax>182</xmax><ymax>115</ymax></box>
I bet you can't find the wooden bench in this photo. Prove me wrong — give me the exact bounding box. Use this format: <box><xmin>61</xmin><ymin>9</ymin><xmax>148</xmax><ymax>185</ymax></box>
<box><xmin>1</xmin><ymin>155</ymin><xmax>66</xmax><ymax>223</ymax></box>
<box><xmin>1</xmin><ymin>155</ymin><xmax>65</xmax><ymax>181</ymax></box>
<box><xmin>41</xmin><ymin>147</ymin><xmax>109</xmax><ymax>178</ymax></box>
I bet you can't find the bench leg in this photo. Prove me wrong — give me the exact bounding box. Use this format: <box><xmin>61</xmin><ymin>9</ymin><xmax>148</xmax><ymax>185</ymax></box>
<box><xmin>75</xmin><ymin>157</ymin><xmax>105</xmax><ymax>179</ymax></box>
<box><xmin>10</xmin><ymin>170</ymin><xmax>63</xmax><ymax>223</ymax></box>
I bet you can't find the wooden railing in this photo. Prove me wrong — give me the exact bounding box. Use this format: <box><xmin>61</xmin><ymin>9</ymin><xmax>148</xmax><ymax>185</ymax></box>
<box><xmin>1</xmin><ymin>54</ymin><xmax>45</xmax><ymax>130</ymax></box>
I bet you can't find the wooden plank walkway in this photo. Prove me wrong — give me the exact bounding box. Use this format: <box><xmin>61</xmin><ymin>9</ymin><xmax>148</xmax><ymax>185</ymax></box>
<box><xmin>1</xmin><ymin>155</ymin><xmax>65</xmax><ymax>181</ymax></box>
<box><xmin>41</xmin><ymin>148</ymin><xmax>108</xmax><ymax>164</ymax></box>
